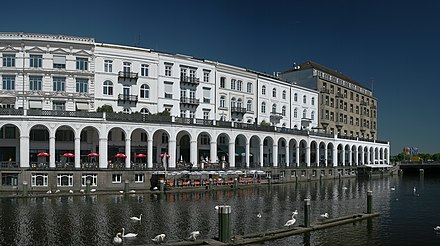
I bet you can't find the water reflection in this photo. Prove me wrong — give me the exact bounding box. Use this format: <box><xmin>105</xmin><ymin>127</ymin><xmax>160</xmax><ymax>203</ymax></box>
<box><xmin>0</xmin><ymin>177</ymin><xmax>401</xmax><ymax>245</ymax></box>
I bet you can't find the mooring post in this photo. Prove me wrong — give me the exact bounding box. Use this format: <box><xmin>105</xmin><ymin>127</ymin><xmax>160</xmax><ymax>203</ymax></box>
<box><xmin>367</xmin><ymin>190</ymin><xmax>372</xmax><ymax>214</ymax></box>
<box><xmin>304</xmin><ymin>198</ymin><xmax>311</xmax><ymax>227</ymax></box>
<box><xmin>159</xmin><ymin>180</ymin><xmax>165</xmax><ymax>192</ymax></box>
<box><xmin>234</xmin><ymin>178</ymin><xmax>238</xmax><ymax>189</ymax></box>
<box><xmin>218</xmin><ymin>205</ymin><xmax>231</xmax><ymax>243</ymax></box>
<box><xmin>124</xmin><ymin>180</ymin><xmax>129</xmax><ymax>193</ymax></box>
<box><xmin>209</xmin><ymin>178</ymin><xmax>213</xmax><ymax>190</ymax></box>
<box><xmin>86</xmin><ymin>180</ymin><xmax>91</xmax><ymax>194</ymax></box>
<box><xmin>22</xmin><ymin>181</ymin><xmax>28</xmax><ymax>197</ymax></box>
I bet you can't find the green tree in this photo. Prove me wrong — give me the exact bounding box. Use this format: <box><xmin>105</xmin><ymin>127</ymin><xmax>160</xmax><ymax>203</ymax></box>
<box><xmin>96</xmin><ymin>105</ymin><xmax>113</xmax><ymax>113</ymax></box>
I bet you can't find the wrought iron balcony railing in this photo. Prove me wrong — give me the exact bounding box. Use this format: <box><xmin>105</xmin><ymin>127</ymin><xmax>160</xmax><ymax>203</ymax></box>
<box><xmin>180</xmin><ymin>97</ymin><xmax>200</xmax><ymax>105</ymax></box>
<box><xmin>180</xmin><ymin>76</ymin><xmax>200</xmax><ymax>85</ymax></box>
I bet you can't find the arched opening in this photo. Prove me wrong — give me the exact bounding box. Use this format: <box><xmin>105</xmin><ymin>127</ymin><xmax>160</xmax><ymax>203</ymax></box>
<box><xmin>310</xmin><ymin>141</ymin><xmax>318</xmax><ymax>167</ymax></box>
<box><xmin>217</xmin><ymin>133</ymin><xmax>230</xmax><ymax>168</ymax></box>
<box><xmin>153</xmin><ymin>130</ymin><xmax>170</xmax><ymax>169</ymax></box>
<box><xmin>327</xmin><ymin>143</ymin><xmax>334</xmax><ymax>166</ymax></box>
<box><xmin>235</xmin><ymin>134</ymin><xmax>247</xmax><ymax>168</ymax></box>
<box><xmin>0</xmin><ymin>124</ymin><xmax>20</xmax><ymax>168</ymax></box>
<box><xmin>319</xmin><ymin>142</ymin><xmax>326</xmax><ymax>167</ymax></box>
<box><xmin>30</xmin><ymin>125</ymin><xmax>50</xmax><ymax>168</ymax></box>
<box><xmin>278</xmin><ymin>138</ymin><xmax>287</xmax><ymax>167</ymax></box>
<box><xmin>263</xmin><ymin>137</ymin><xmax>274</xmax><ymax>167</ymax></box>
<box><xmin>351</xmin><ymin>145</ymin><xmax>357</xmax><ymax>166</ymax></box>
<box><xmin>80</xmin><ymin>126</ymin><xmax>100</xmax><ymax>168</ymax></box>
<box><xmin>107</xmin><ymin>127</ymin><xmax>126</xmax><ymax>168</ymax></box>
<box><xmin>337</xmin><ymin>144</ymin><xmax>344</xmax><ymax>166</ymax></box>
<box><xmin>299</xmin><ymin>140</ymin><xmax>307</xmax><ymax>167</ymax></box>
<box><xmin>55</xmin><ymin>126</ymin><xmax>75</xmax><ymax>168</ymax></box>
<box><xmin>289</xmin><ymin>139</ymin><xmax>297</xmax><ymax>167</ymax></box>
<box><xmin>249</xmin><ymin>135</ymin><xmax>260</xmax><ymax>168</ymax></box>
<box><xmin>176</xmin><ymin>131</ymin><xmax>191</xmax><ymax>168</ymax></box>
<box><xmin>197</xmin><ymin>132</ymin><xmax>211</xmax><ymax>168</ymax></box>
<box><xmin>130</xmin><ymin>128</ymin><xmax>148</xmax><ymax>169</ymax></box>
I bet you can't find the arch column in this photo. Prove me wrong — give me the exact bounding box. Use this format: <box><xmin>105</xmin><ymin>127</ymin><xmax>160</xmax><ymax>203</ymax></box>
<box><xmin>273</xmin><ymin>144</ymin><xmax>278</xmax><ymax>167</ymax></box>
<box><xmin>332</xmin><ymin>145</ymin><xmax>337</xmax><ymax>167</ymax></box>
<box><xmin>19</xmin><ymin>135</ymin><xmax>30</xmax><ymax>168</ymax></box>
<box><xmin>260</xmin><ymin>143</ymin><xmax>264</xmax><ymax>168</ymax></box>
<box><xmin>367</xmin><ymin>149</ymin><xmax>370</xmax><ymax>164</ymax></box>
<box><xmin>386</xmin><ymin>149</ymin><xmax>390</xmax><ymax>164</ymax></box>
<box><xmin>315</xmin><ymin>144</ymin><xmax>319</xmax><ymax>166</ymax></box>
<box><xmin>210</xmin><ymin>141</ymin><xmax>217</xmax><ymax>165</ymax></box>
<box><xmin>228</xmin><ymin>141</ymin><xmax>235</xmax><ymax>168</ymax></box>
<box><xmin>306</xmin><ymin>143</ymin><xmax>310</xmax><ymax>167</ymax></box>
<box><xmin>342</xmin><ymin>148</ymin><xmax>346</xmax><ymax>166</ymax></box>
<box><xmin>147</xmin><ymin>138</ymin><xmax>153</xmax><ymax>168</ymax></box>
<box><xmin>74</xmin><ymin>137</ymin><xmax>81</xmax><ymax>168</ymax></box>
<box><xmin>99</xmin><ymin>137</ymin><xmax>107</xmax><ymax>168</ymax></box>
<box><xmin>355</xmin><ymin>149</ymin><xmax>359</xmax><ymax>165</ymax></box>
<box><xmin>348</xmin><ymin>149</ymin><xmax>352</xmax><ymax>166</ymax></box>
<box><xmin>49</xmin><ymin>136</ymin><xmax>55</xmax><ymax>168</ymax></box>
<box><xmin>245</xmin><ymin>140</ymin><xmax>250</xmax><ymax>168</ymax></box>
<box><xmin>168</xmin><ymin>139</ymin><xmax>176</xmax><ymax>168</ymax></box>
<box><xmin>324</xmin><ymin>145</ymin><xmax>328</xmax><ymax>166</ymax></box>
<box><xmin>285</xmin><ymin>143</ymin><xmax>290</xmax><ymax>167</ymax></box>
<box><xmin>296</xmin><ymin>146</ymin><xmax>299</xmax><ymax>167</ymax></box>
<box><xmin>190</xmin><ymin>140</ymin><xmax>197</xmax><ymax>167</ymax></box>
<box><xmin>125</xmin><ymin>138</ymin><xmax>131</xmax><ymax>168</ymax></box>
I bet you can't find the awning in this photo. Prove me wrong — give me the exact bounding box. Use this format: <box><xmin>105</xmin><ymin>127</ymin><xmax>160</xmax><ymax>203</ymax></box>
<box><xmin>0</xmin><ymin>97</ymin><xmax>15</xmax><ymax>104</ymax></box>
<box><xmin>364</xmin><ymin>164</ymin><xmax>392</xmax><ymax>168</ymax></box>
<box><xmin>29</xmin><ymin>100</ymin><xmax>42</xmax><ymax>109</ymax></box>
<box><xmin>76</xmin><ymin>102</ymin><xmax>89</xmax><ymax>111</ymax></box>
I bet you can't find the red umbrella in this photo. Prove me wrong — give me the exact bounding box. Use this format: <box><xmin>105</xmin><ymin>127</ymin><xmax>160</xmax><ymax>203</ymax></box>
<box><xmin>115</xmin><ymin>153</ymin><xmax>127</xmax><ymax>158</ymax></box>
<box><xmin>62</xmin><ymin>153</ymin><xmax>75</xmax><ymax>158</ymax></box>
<box><xmin>87</xmin><ymin>152</ymin><xmax>100</xmax><ymax>157</ymax></box>
<box><xmin>37</xmin><ymin>152</ymin><xmax>50</xmax><ymax>157</ymax></box>
<box><xmin>135</xmin><ymin>153</ymin><xmax>146</xmax><ymax>158</ymax></box>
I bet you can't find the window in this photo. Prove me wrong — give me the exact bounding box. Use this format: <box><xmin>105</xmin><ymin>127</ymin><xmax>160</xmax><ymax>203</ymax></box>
<box><xmin>230</xmin><ymin>97</ymin><xmax>236</xmax><ymax>108</ymax></box>
<box><xmin>220</xmin><ymin>96</ymin><xmax>226</xmax><ymax>108</ymax></box>
<box><xmin>76</xmin><ymin>78</ymin><xmax>88</xmax><ymax>93</ymax></box>
<box><xmin>30</xmin><ymin>55</ymin><xmax>42</xmax><ymax>68</ymax></box>
<box><xmin>220</xmin><ymin>77</ymin><xmax>225</xmax><ymax>88</ymax></box>
<box><xmin>76</xmin><ymin>57</ymin><xmax>88</xmax><ymax>70</ymax></box>
<box><xmin>231</xmin><ymin>79</ymin><xmax>236</xmax><ymax>90</ymax></box>
<box><xmin>303</xmin><ymin>109</ymin><xmax>307</xmax><ymax>118</ymax></box>
<box><xmin>203</xmin><ymin>111</ymin><xmax>209</xmax><ymax>120</ymax></box>
<box><xmin>203</xmin><ymin>88</ymin><xmax>211</xmax><ymax>103</ymax></box>
<box><xmin>2</xmin><ymin>173</ymin><xmax>18</xmax><ymax>186</ymax></box>
<box><xmin>141</xmin><ymin>64</ymin><xmax>149</xmax><ymax>76</ymax></box>
<box><xmin>53</xmin><ymin>101</ymin><xmax>65</xmax><ymax>111</ymax></box>
<box><xmin>135</xmin><ymin>173</ymin><xmax>144</xmax><ymax>183</ymax></box>
<box><xmin>53</xmin><ymin>55</ymin><xmax>66</xmax><ymax>69</ymax></box>
<box><xmin>262</xmin><ymin>85</ymin><xmax>266</xmax><ymax>95</ymax></box>
<box><xmin>2</xmin><ymin>75</ymin><xmax>15</xmax><ymax>90</ymax></box>
<box><xmin>272</xmin><ymin>88</ymin><xmax>277</xmax><ymax>97</ymax></box>
<box><xmin>294</xmin><ymin>108</ymin><xmax>298</xmax><ymax>118</ymax></box>
<box><xmin>28</xmin><ymin>76</ymin><xmax>42</xmax><ymax>91</ymax></box>
<box><xmin>261</xmin><ymin>102</ymin><xmax>266</xmax><ymax>113</ymax></box>
<box><xmin>180</xmin><ymin>110</ymin><xmax>186</xmax><ymax>118</ymax></box>
<box><xmin>31</xmin><ymin>173</ymin><xmax>48</xmax><ymax>187</ymax></box>
<box><xmin>81</xmin><ymin>174</ymin><xmax>97</xmax><ymax>186</ymax></box>
<box><xmin>282</xmin><ymin>90</ymin><xmax>286</xmax><ymax>99</ymax></box>
<box><xmin>294</xmin><ymin>93</ymin><xmax>298</xmax><ymax>102</ymax></box>
<box><xmin>311</xmin><ymin>97</ymin><xmax>315</xmax><ymax>105</ymax></box>
<box><xmin>303</xmin><ymin>95</ymin><xmax>307</xmax><ymax>104</ymax></box>
<box><xmin>165</xmin><ymin>63</ymin><xmax>172</xmax><ymax>76</ymax></box>
<box><xmin>164</xmin><ymin>81</ymin><xmax>173</xmax><ymax>99</ymax></box>
<box><xmin>123</xmin><ymin>62</ymin><xmax>131</xmax><ymax>73</ymax></box>
<box><xmin>104</xmin><ymin>60</ymin><xmax>113</xmax><ymax>72</ymax></box>
<box><xmin>3</xmin><ymin>54</ymin><xmax>15</xmax><ymax>67</ymax></box>
<box><xmin>272</xmin><ymin>104</ymin><xmax>277</xmax><ymax>113</ymax></box>
<box><xmin>140</xmin><ymin>84</ymin><xmax>150</xmax><ymax>98</ymax></box>
<box><xmin>140</xmin><ymin>108</ymin><xmax>150</xmax><ymax>115</ymax></box>
<box><xmin>247</xmin><ymin>82</ymin><xmax>252</xmax><ymax>93</ymax></box>
<box><xmin>53</xmin><ymin>77</ymin><xmax>65</xmax><ymax>92</ymax></box>
<box><xmin>203</xmin><ymin>70</ymin><xmax>210</xmax><ymax>82</ymax></box>
<box><xmin>112</xmin><ymin>174</ymin><xmax>122</xmax><ymax>183</ymax></box>
<box><xmin>103</xmin><ymin>80</ymin><xmax>113</xmax><ymax>95</ymax></box>
<box><xmin>237</xmin><ymin>80</ymin><xmax>242</xmax><ymax>91</ymax></box>
<box><xmin>162</xmin><ymin>133</ymin><xmax>169</xmax><ymax>144</ymax></box>
<box><xmin>57</xmin><ymin>174</ymin><xmax>73</xmax><ymax>187</ymax></box>
<box><xmin>311</xmin><ymin>111</ymin><xmax>315</xmax><ymax>120</ymax></box>
<box><xmin>189</xmin><ymin>69</ymin><xmax>196</xmax><ymax>78</ymax></box>
<box><xmin>247</xmin><ymin>100</ymin><xmax>252</xmax><ymax>112</ymax></box>
<box><xmin>201</xmin><ymin>134</ymin><xmax>210</xmax><ymax>145</ymax></box>
<box><xmin>282</xmin><ymin>106</ymin><xmax>286</xmax><ymax>116</ymax></box>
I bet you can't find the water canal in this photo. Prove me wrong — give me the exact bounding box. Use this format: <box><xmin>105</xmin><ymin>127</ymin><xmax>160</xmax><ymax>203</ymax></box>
<box><xmin>1</xmin><ymin>172</ymin><xmax>440</xmax><ymax>246</ymax></box>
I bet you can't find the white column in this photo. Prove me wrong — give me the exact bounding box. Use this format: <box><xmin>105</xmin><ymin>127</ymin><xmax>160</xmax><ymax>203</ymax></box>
<box><xmin>342</xmin><ymin>148</ymin><xmax>346</xmax><ymax>166</ymax></box>
<box><xmin>210</xmin><ymin>141</ymin><xmax>217</xmax><ymax>164</ymax></box>
<box><xmin>315</xmin><ymin>145</ymin><xmax>319</xmax><ymax>166</ymax></box>
<box><xmin>260</xmin><ymin>143</ymin><xmax>264</xmax><ymax>167</ymax></box>
<box><xmin>332</xmin><ymin>145</ymin><xmax>337</xmax><ymax>167</ymax></box>
<box><xmin>125</xmin><ymin>138</ymin><xmax>131</xmax><ymax>168</ymax></box>
<box><xmin>296</xmin><ymin>146</ymin><xmax>300</xmax><ymax>167</ymax></box>
<box><xmin>49</xmin><ymin>136</ymin><xmax>55</xmax><ymax>168</ymax></box>
<box><xmin>305</xmin><ymin>144</ymin><xmax>310</xmax><ymax>167</ymax></box>
<box><xmin>168</xmin><ymin>139</ymin><xmax>176</xmax><ymax>168</ymax></box>
<box><xmin>272</xmin><ymin>144</ymin><xmax>278</xmax><ymax>167</ymax></box>
<box><xmin>324</xmin><ymin>145</ymin><xmax>328</xmax><ymax>166</ymax></box>
<box><xmin>245</xmin><ymin>141</ymin><xmax>250</xmax><ymax>168</ymax></box>
<box><xmin>19</xmin><ymin>136</ymin><xmax>30</xmax><ymax>168</ymax></box>
<box><xmin>285</xmin><ymin>143</ymin><xmax>290</xmax><ymax>167</ymax></box>
<box><xmin>147</xmin><ymin>138</ymin><xmax>153</xmax><ymax>168</ymax></box>
<box><xmin>190</xmin><ymin>140</ymin><xmax>197</xmax><ymax>167</ymax></box>
<box><xmin>99</xmin><ymin>138</ymin><xmax>107</xmax><ymax>168</ymax></box>
<box><xmin>348</xmin><ymin>150</ymin><xmax>352</xmax><ymax>166</ymax></box>
<box><xmin>354</xmin><ymin>149</ymin><xmax>358</xmax><ymax>165</ymax></box>
<box><xmin>367</xmin><ymin>149</ymin><xmax>370</xmax><ymax>164</ymax></box>
<box><xmin>387</xmin><ymin>148</ymin><xmax>390</xmax><ymax>164</ymax></box>
<box><xmin>228</xmin><ymin>141</ymin><xmax>235</xmax><ymax>168</ymax></box>
<box><xmin>74</xmin><ymin>137</ymin><xmax>81</xmax><ymax>168</ymax></box>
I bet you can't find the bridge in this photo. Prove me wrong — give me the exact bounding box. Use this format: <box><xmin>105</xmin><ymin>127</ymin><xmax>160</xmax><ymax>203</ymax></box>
<box><xmin>399</xmin><ymin>161</ymin><xmax>440</xmax><ymax>171</ymax></box>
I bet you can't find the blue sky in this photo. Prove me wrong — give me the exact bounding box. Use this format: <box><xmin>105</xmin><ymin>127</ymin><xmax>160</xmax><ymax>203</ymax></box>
<box><xmin>2</xmin><ymin>0</ymin><xmax>439</xmax><ymax>155</ymax></box>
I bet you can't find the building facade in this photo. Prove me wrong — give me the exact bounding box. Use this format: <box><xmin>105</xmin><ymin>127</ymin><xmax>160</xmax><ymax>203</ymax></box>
<box><xmin>280</xmin><ymin>61</ymin><xmax>377</xmax><ymax>140</ymax></box>
<box><xmin>0</xmin><ymin>33</ymin><xmax>389</xmax><ymax>191</ymax></box>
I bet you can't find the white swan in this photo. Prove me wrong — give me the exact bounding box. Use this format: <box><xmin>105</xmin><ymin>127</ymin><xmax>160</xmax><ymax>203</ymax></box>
<box><xmin>54</xmin><ymin>189</ymin><xmax>60</xmax><ymax>193</ymax></box>
<box><xmin>90</xmin><ymin>188</ymin><xmax>97</xmax><ymax>193</ymax></box>
<box><xmin>152</xmin><ymin>233</ymin><xmax>166</xmax><ymax>242</ymax></box>
<box><xmin>413</xmin><ymin>186</ymin><xmax>416</xmax><ymax>193</ymax></box>
<box><xmin>113</xmin><ymin>232</ymin><xmax>122</xmax><ymax>244</ymax></box>
<box><xmin>130</xmin><ymin>214</ymin><xmax>142</xmax><ymax>222</ymax></box>
<box><xmin>434</xmin><ymin>226</ymin><xmax>440</xmax><ymax>231</ymax></box>
<box><xmin>119</xmin><ymin>190</ymin><xmax>124</xmax><ymax>194</ymax></box>
<box><xmin>188</xmin><ymin>231</ymin><xmax>200</xmax><ymax>240</ymax></box>
<box><xmin>390</xmin><ymin>186</ymin><xmax>396</xmax><ymax>191</ymax></box>
<box><xmin>292</xmin><ymin>210</ymin><xmax>298</xmax><ymax>216</ymax></box>
<box><xmin>284</xmin><ymin>217</ymin><xmax>296</xmax><ymax>227</ymax></box>
<box><xmin>46</xmin><ymin>190</ymin><xmax>52</xmax><ymax>194</ymax></box>
<box><xmin>129</xmin><ymin>190</ymin><xmax>136</xmax><ymax>193</ymax></box>
<box><xmin>79</xmin><ymin>189</ymin><xmax>85</xmax><ymax>193</ymax></box>
<box><xmin>257</xmin><ymin>213</ymin><xmax>262</xmax><ymax>218</ymax></box>
<box><xmin>69</xmin><ymin>190</ymin><xmax>74</xmax><ymax>194</ymax></box>
<box><xmin>320</xmin><ymin>213</ymin><xmax>329</xmax><ymax>218</ymax></box>
<box><xmin>121</xmin><ymin>228</ymin><xmax>137</xmax><ymax>238</ymax></box>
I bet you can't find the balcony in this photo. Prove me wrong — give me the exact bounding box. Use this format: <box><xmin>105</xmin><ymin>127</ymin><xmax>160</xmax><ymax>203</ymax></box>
<box><xmin>118</xmin><ymin>71</ymin><xmax>138</xmax><ymax>83</ymax></box>
<box><xmin>336</xmin><ymin>92</ymin><xmax>346</xmax><ymax>98</ymax></box>
<box><xmin>320</xmin><ymin>88</ymin><xmax>331</xmax><ymax>94</ymax></box>
<box><xmin>118</xmin><ymin>94</ymin><xmax>138</xmax><ymax>105</ymax></box>
<box><xmin>270</xmin><ymin>112</ymin><xmax>283</xmax><ymax>124</ymax></box>
<box><xmin>180</xmin><ymin>76</ymin><xmax>200</xmax><ymax>85</ymax></box>
<box><xmin>180</xmin><ymin>97</ymin><xmax>200</xmax><ymax>106</ymax></box>
<box><xmin>360</xmin><ymin>101</ymin><xmax>369</xmax><ymax>106</ymax></box>
<box><xmin>231</xmin><ymin>107</ymin><xmax>247</xmax><ymax>114</ymax></box>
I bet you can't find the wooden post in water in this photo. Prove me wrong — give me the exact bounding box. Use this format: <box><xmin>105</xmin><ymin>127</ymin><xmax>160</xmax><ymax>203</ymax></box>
<box><xmin>304</xmin><ymin>199</ymin><xmax>311</xmax><ymax>227</ymax></box>
<box><xmin>218</xmin><ymin>205</ymin><xmax>231</xmax><ymax>243</ymax></box>
<box><xmin>124</xmin><ymin>180</ymin><xmax>129</xmax><ymax>193</ymax></box>
<box><xmin>159</xmin><ymin>180</ymin><xmax>165</xmax><ymax>192</ymax></box>
<box><xmin>367</xmin><ymin>190</ymin><xmax>372</xmax><ymax>214</ymax></box>
<box><xmin>22</xmin><ymin>181</ymin><xmax>28</xmax><ymax>197</ymax></box>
